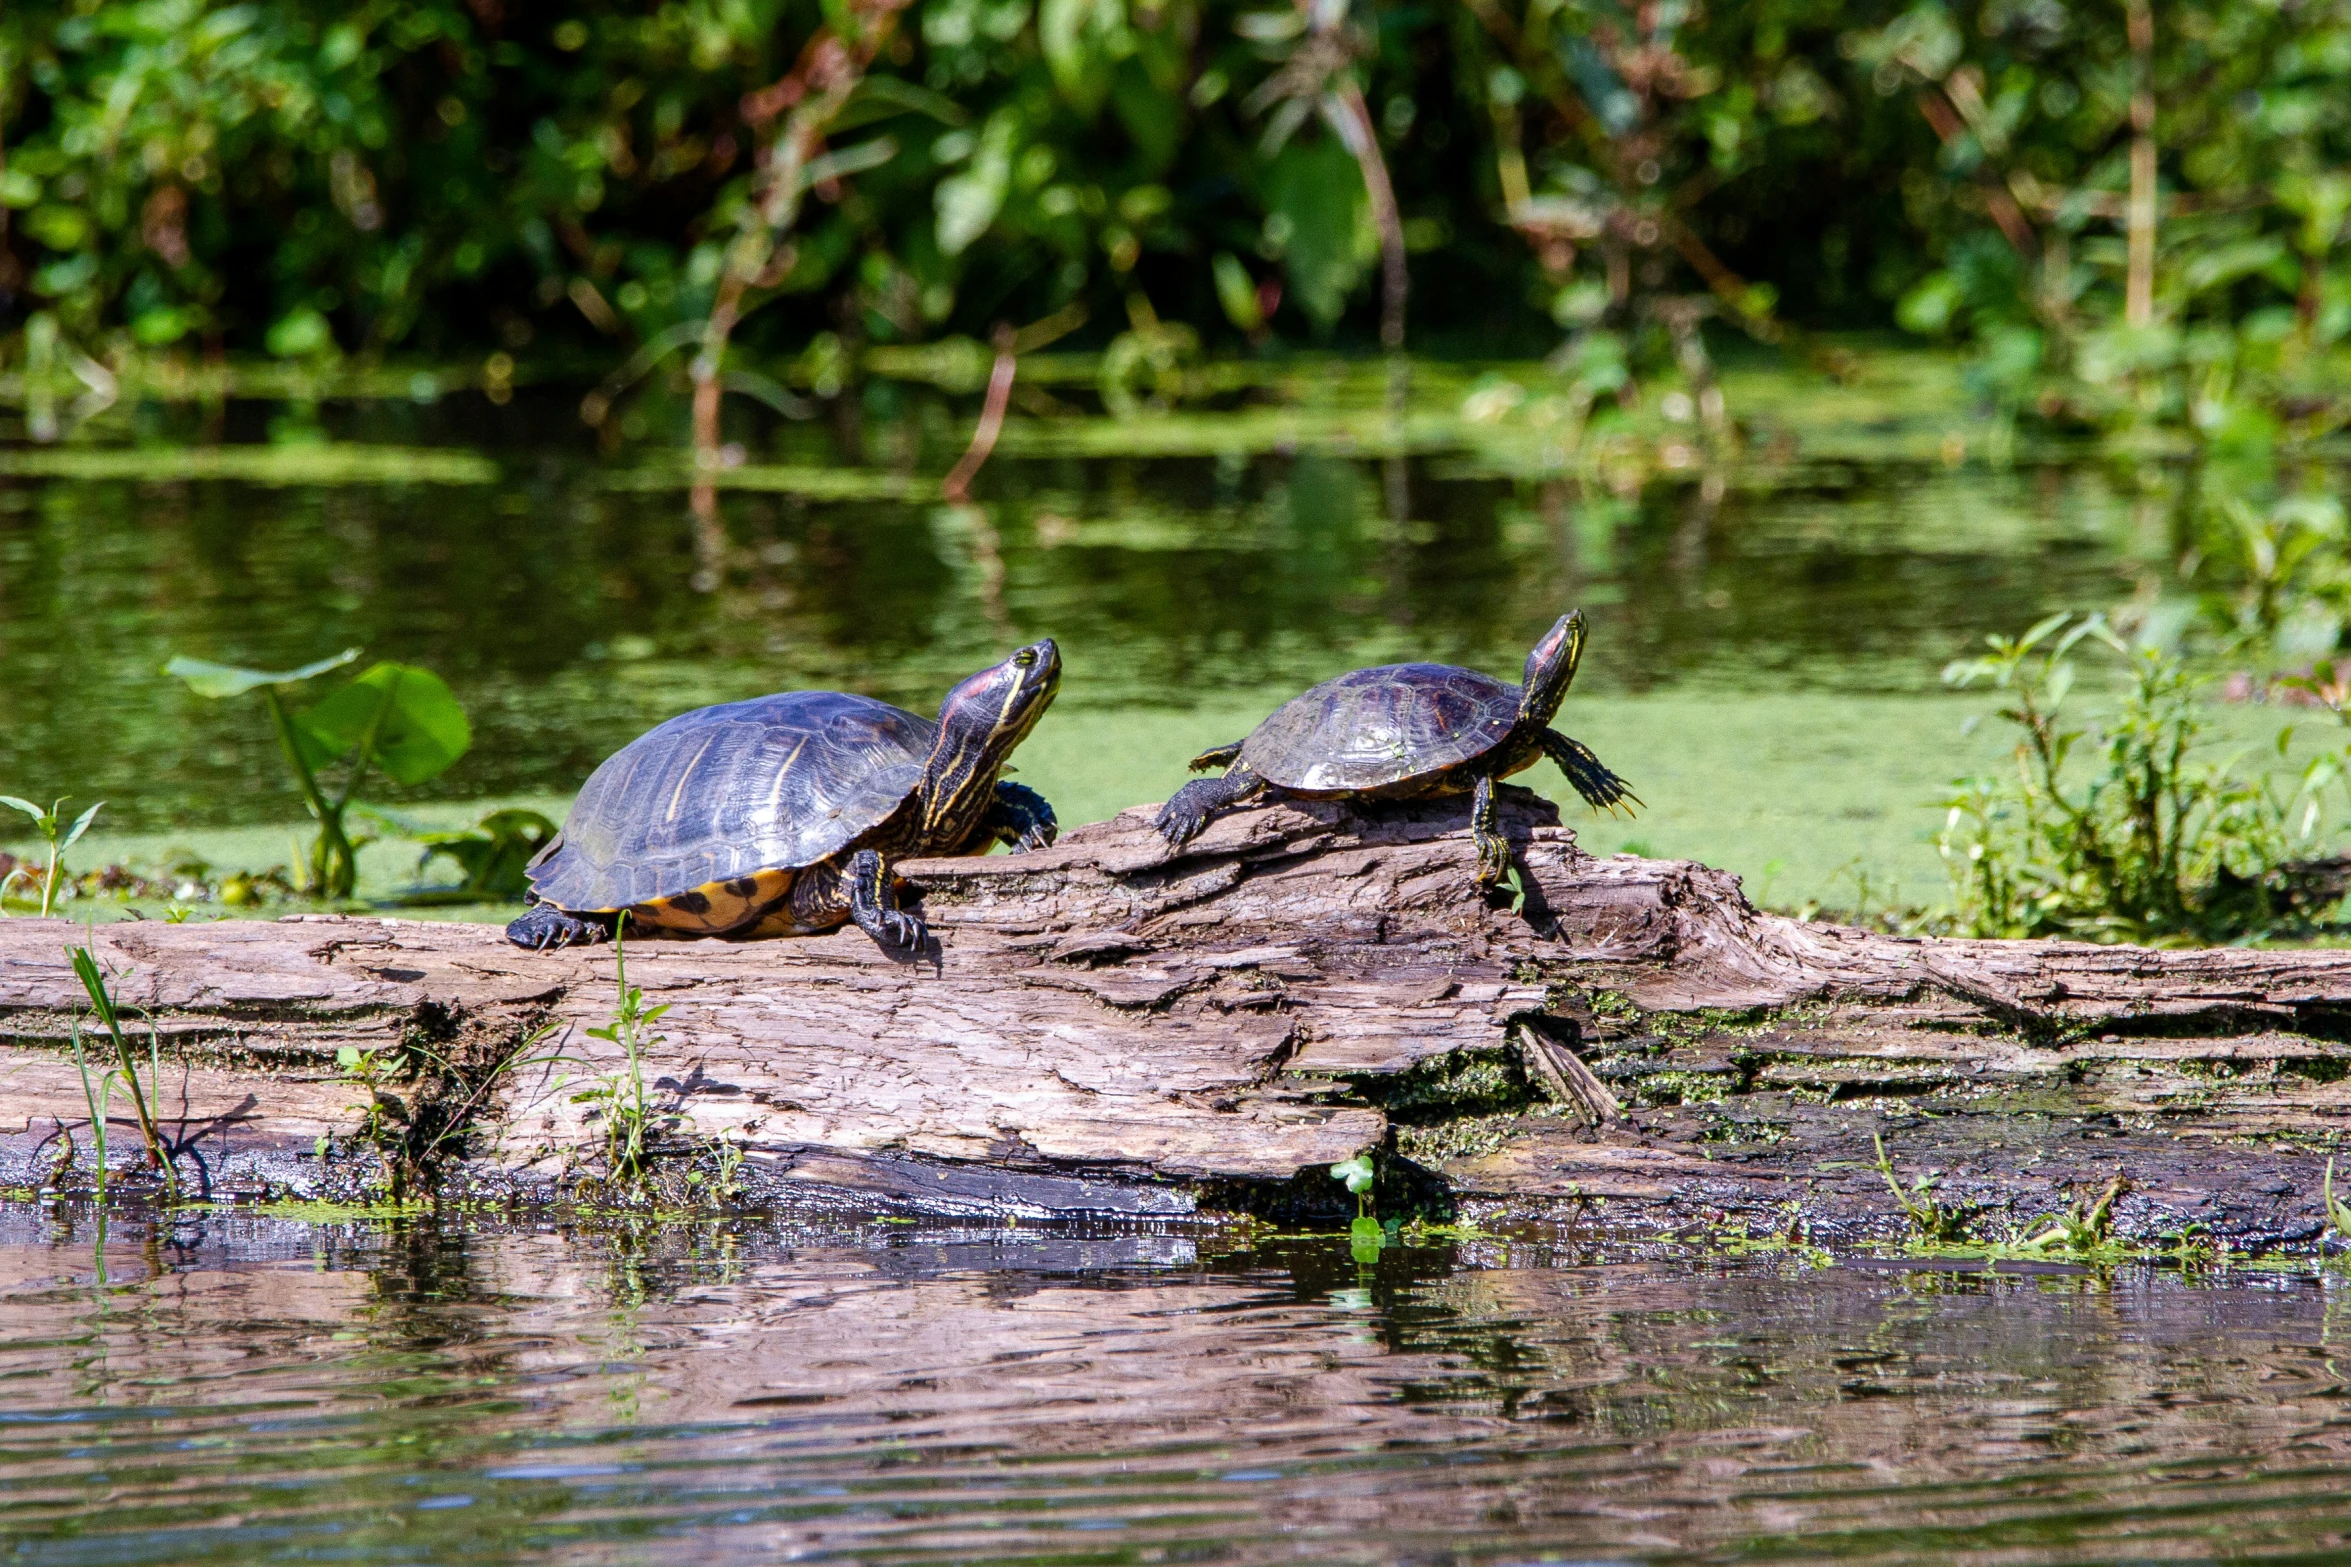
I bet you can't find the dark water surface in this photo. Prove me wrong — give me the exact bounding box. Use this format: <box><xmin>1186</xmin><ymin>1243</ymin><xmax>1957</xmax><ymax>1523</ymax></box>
<box><xmin>4</xmin><ymin>1206</ymin><xmax>2350</xmax><ymax>1565</ymax></box>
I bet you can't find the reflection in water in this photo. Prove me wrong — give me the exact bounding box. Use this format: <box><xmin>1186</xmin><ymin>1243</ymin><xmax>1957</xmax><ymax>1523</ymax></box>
<box><xmin>5</xmin><ymin>1205</ymin><xmax>2350</xmax><ymax>1564</ymax></box>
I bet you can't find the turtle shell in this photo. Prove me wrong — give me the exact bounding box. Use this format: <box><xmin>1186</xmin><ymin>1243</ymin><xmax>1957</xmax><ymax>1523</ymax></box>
<box><xmin>528</xmin><ymin>691</ymin><xmax>932</xmax><ymax>917</ymax></box>
<box><xmin>1239</xmin><ymin>663</ymin><xmax>1520</xmax><ymax>794</ymax></box>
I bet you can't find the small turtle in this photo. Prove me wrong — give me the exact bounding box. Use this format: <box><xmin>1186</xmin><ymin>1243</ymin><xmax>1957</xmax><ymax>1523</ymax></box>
<box><xmin>1154</xmin><ymin>611</ymin><xmax>1634</xmax><ymax>887</ymax></box>
<box><xmin>506</xmin><ymin>640</ymin><xmax>1062</xmax><ymax>952</ymax></box>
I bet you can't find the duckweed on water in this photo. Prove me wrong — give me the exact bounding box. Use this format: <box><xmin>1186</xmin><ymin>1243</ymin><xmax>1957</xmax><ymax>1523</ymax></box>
<box><xmin>0</xmin><ymin>444</ymin><xmax>501</xmax><ymax>485</ymax></box>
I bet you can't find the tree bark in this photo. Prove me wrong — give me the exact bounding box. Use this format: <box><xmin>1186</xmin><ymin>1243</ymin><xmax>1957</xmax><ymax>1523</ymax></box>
<box><xmin>3</xmin><ymin>793</ymin><xmax>2349</xmax><ymax>1249</ymax></box>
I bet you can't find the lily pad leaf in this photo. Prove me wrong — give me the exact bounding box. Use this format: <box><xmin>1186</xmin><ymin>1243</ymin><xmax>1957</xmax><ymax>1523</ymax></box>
<box><xmin>294</xmin><ymin>662</ymin><xmax>472</xmax><ymax>786</ymax></box>
<box><xmin>165</xmin><ymin>648</ymin><xmax>361</xmax><ymax>699</ymax></box>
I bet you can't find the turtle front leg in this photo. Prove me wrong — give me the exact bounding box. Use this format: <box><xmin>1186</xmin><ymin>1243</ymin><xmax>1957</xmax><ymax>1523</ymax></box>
<box><xmin>1541</xmin><ymin>728</ymin><xmax>1641</xmax><ymax>813</ymax></box>
<box><xmin>978</xmin><ymin>780</ymin><xmax>1058</xmax><ymax>852</ymax></box>
<box><xmin>505</xmin><ymin>902</ymin><xmax>619</xmax><ymax>952</ymax></box>
<box><xmin>844</xmin><ymin>848</ymin><xmax>927</xmax><ymax>951</ymax></box>
<box><xmin>1154</xmin><ymin>767</ymin><xmax>1267</xmax><ymax>848</ymax></box>
<box><xmin>1470</xmin><ymin>773</ymin><xmax>1513</xmax><ymax>890</ymax></box>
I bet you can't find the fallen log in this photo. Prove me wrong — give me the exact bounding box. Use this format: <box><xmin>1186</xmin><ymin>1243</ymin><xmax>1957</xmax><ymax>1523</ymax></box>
<box><xmin>3</xmin><ymin>790</ymin><xmax>2350</xmax><ymax>1250</ymax></box>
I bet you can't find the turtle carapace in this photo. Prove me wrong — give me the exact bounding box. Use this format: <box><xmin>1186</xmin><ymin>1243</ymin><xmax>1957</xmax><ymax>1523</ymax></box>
<box><xmin>1153</xmin><ymin>612</ymin><xmax>1634</xmax><ymax>888</ymax></box>
<box><xmin>507</xmin><ymin>640</ymin><xmax>1062</xmax><ymax>952</ymax></box>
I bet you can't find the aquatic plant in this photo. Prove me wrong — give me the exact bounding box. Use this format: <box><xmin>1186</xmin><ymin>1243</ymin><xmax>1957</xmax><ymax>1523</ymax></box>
<box><xmin>371</xmin><ymin>807</ymin><xmax>559</xmax><ymax>905</ymax></box>
<box><xmin>569</xmin><ymin>930</ymin><xmax>672</xmax><ymax>1187</ymax></box>
<box><xmin>1331</xmin><ymin>1153</ymin><xmax>1376</xmax><ymax>1212</ymax></box>
<box><xmin>0</xmin><ymin>796</ymin><xmax>102</xmax><ymax>917</ymax></box>
<box><xmin>67</xmin><ymin>947</ymin><xmax>177</xmax><ymax>1201</ymax></box>
<box><xmin>319</xmin><ymin>1019</ymin><xmax>560</xmax><ymax>1200</ymax></box>
<box><xmin>1937</xmin><ymin>613</ymin><xmax>2333</xmax><ymax>943</ymax></box>
<box><xmin>1871</xmin><ymin>1132</ymin><xmax>1973</xmax><ymax>1246</ymax></box>
<box><xmin>1329</xmin><ymin>1153</ymin><xmax>1385</xmax><ymax>1255</ymax></box>
<box><xmin>66</xmin><ymin>1018</ymin><xmax>112</xmax><ymax>1200</ymax></box>
<box><xmin>165</xmin><ymin>651</ymin><xmax>472</xmax><ymax>901</ymax></box>
<box><xmin>2326</xmin><ymin>1160</ymin><xmax>2351</xmax><ymax>1249</ymax></box>
<box><xmin>2013</xmin><ymin>1171</ymin><xmax>2131</xmax><ymax>1256</ymax></box>
<box><xmin>325</xmin><ymin>1046</ymin><xmax>412</xmax><ymax>1197</ymax></box>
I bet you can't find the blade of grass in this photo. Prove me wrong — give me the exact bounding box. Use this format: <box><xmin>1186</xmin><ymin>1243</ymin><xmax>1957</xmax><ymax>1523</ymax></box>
<box><xmin>69</xmin><ymin>1017</ymin><xmax>110</xmax><ymax>1200</ymax></box>
<box><xmin>68</xmin><ymin>946</ymin><xmax>176</xmax><ymax>1200</ymax></box>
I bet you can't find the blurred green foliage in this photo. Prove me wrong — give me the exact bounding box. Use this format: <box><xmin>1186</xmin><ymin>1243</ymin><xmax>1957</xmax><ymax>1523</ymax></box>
<box><xmin>0</xmin><ymin>0</ymin><xmax>2345</xmax><ymax>441</ymax></box>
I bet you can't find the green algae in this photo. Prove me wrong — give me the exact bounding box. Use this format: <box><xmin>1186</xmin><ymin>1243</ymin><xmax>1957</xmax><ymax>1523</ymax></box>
<box><xmin>0</xmin><ymin>444</ymin><xmax>499</xmax><ymax>485</ymax></box>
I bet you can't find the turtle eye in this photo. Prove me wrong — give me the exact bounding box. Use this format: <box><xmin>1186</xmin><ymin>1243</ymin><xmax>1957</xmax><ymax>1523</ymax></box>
<box><xmin>1013</xmin><ymin>649</ymin><xmax>1037</xmax><ymax>668</ymax></box>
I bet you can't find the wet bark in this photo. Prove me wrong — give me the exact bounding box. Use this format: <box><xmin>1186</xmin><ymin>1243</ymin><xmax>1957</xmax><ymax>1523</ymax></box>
<box><xmin>3</xmin><ymin>792</ymin><xmax>2349</xmax><ymax>1248</ymax></box>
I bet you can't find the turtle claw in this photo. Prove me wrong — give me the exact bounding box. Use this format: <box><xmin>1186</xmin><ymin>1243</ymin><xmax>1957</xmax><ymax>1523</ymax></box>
<box><xmin>506</xmin><ymin>903</ymin><xmax>614</xmax><ymax>952</ymax></box>
<box><xmin>855</xmin><ymin>906</ymin><xmax>928</xmax><ymax>952</ymax></box>
<box><xmin>1155</xmin><ymin>776</ymin><xmax>1236</xmax><ymax>848</ymax></box>
<box><xmin>986</xmin><ymin>781</ymin><xmax>1059</xmax><ymax>855</ymax></box>
<box><xmin>1153</xmin><ymin>799</ymin><xmax>1203</xmax><ymax>849</ymax></box>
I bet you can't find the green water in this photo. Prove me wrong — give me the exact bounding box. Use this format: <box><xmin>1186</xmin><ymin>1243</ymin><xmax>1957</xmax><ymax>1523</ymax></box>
<box><xmin>6</xmin><ymin>1206</ymin><xmax>2351</xmax><ymax>1565</ymax></box>
<box><xmin>0</xmin><ymin>360</ymin><xmax>2272</xmax><ymax>912</ymax></box>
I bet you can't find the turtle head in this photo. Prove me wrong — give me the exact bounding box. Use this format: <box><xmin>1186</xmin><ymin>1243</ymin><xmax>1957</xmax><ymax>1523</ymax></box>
<box><xmin>918</xmin><ymin>638</ymin><xmax>1062</xmax><ymax>839</ymax></box>
<box><xmin>1516</xmin><ymin>611</ymin><xmax>1586</xmax><ymax>726</ymax></box>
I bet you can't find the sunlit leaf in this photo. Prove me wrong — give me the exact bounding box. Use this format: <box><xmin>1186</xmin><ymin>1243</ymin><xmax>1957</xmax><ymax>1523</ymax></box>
<box><xmin>934</xmin><ymin>110</ymin><xmax>1019</xmax><ymax>257</ymax></box>
<box><xmin>1212</xmin><ymin>251</ymin><xmax>1262</xmax><ymax>333</ymax></box>
<box><xmin>1264</xmin><ymin>136</ymin><xmax>1373</xmax><ymax>329</ymax></box>
<box><xmin>60</xmin><ymin>802</ymin><xmax>103</xmax><ymax>852</ymax></box>
<box><xmin>165</xmin><ymin>649</ymin><xmax>361</xmax><ymax>699</ymax></box>
<box><xmin>295</xmin><ymin>662</ymin><xmax>472</xmax><ymax>786</ymax></box>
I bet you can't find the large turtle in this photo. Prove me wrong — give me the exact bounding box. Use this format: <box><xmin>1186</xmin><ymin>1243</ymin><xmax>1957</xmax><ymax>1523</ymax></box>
<box><xmin>506</xmin><ymin>639</ymin><xmax>1062</xmax><ymax>952</ymax></box>
<box><xmin>1154</xmin><ymin>612</ymin><xmax>1634</xmax><ymax>887</ymax></box>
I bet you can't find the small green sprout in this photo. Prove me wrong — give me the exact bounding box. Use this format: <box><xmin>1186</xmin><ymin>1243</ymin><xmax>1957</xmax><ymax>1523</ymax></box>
<box><xmin>2326</xmin><ymin>1159</ymin><xmax>2351</xmax><ymax>1246</ymax></box>
<box><xmin>1332</xmin><ymin>1154</ymin><xmax>1377</xmax><ymax>1232</ymax></box>
<box><xmin>68</xmin><ymin>946</ymin><xmax>176</xmax><ymax>1200</ymax></box>
<box><xmin>1</xmin><ymin>796</ymin><xmax>103</xmax><ymax>916</ymax></box>
<box><xmin>1873</xmin><ymin>1132</ymin><xmax>1972</xmax><ymax>1246</ymax></box>
<box><xmin>2016</xmin><ymin>1171</ymin><xmax>2130</xmax><ymax>1255</ymax></box>
<box><xmin>68</xmin><ymin>1017</ymin><xmax>112</xmax><ymax>1199</ymax></box>
<box><xmin>571</xmin><ymin>928</ymin><xmax>669</xmax><ymax>1185</ymax></box>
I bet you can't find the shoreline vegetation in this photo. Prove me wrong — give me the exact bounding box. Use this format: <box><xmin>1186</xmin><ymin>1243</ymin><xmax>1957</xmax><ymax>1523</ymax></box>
<box><xmin>2</xmin><ymin>0</ymin><xmax>2346</xmax><ymax>455</ymax></box>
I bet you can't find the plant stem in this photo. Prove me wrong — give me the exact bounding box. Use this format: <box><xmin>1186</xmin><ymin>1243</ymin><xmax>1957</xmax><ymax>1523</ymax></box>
<box><xmin>69</xmin><ymin>948</ymin><xmax>175</xmax><ymax>1200</ymax></box>
<box><xmin>614</xmin><ymin>928</ymin><xmax>646</xmax><ymax>1176</ymax></box>
<box><xmin>941</xmin><ymin>326</ymin><xmax>1017</xmax><ymax>503</ymax></box>
<box><xmin>70</xmin><ymin>1018</ymin><xmax>109</xmax><ymax>1200</ymax></box>
<box><xmin>1327</xmin><ymin>80</ymin><xmax>1406</xmax><ymax>351</ymax></box>
<box><xmin>263</xmin><ymin>685</ymin><xmax>357</xmax><ymax>898</ymax></box>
